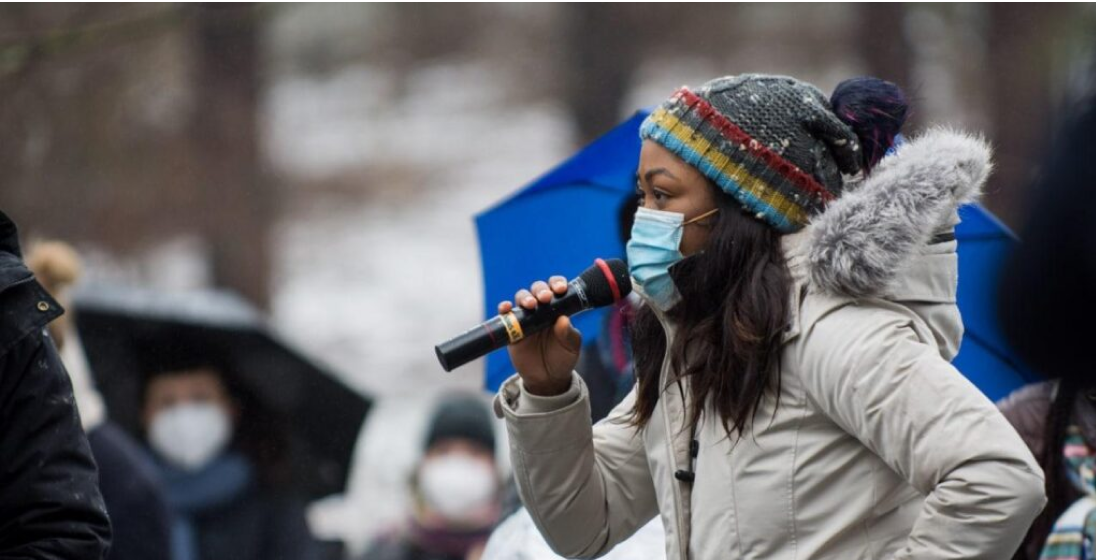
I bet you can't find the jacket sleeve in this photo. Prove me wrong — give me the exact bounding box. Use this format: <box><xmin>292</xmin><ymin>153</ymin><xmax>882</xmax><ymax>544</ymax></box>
<box><xmin>87</xmin><ymin>423</ymin><xmax>172</xmax><ymax>560</ymax></box>
<box><xmin>494</xmin><ymin>372</ymin><xmax>658</xmax><ymax>559</ymax></box>
<box><xmin>798</xmin><ymin>302</ymin><xmax>1046</xmax><ymax>560</ymax></box>
<box><xmin>0</xmin><ymin>328</ymin><xmax>112</xmax><ymax>558</ymax></box>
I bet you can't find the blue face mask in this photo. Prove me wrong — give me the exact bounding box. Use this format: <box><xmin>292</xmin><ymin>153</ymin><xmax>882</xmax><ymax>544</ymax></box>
<box><xmin>626</xmin><ymin>206</ymin><xmax>718</xmax><ymax>311</ymax></box>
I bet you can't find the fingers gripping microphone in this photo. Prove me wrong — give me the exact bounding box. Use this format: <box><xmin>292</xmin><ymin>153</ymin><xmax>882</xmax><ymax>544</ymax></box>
<box><xmin>435</xmin><ymin>258</ymin><xmax>632</xmax><ymax>372</ymax></box>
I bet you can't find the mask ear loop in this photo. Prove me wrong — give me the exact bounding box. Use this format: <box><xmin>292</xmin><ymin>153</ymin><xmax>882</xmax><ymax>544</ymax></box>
<box><xmin>681</xmin><ymin>207</ymin><xmax>720</xmax><ymax>227</ymax></box>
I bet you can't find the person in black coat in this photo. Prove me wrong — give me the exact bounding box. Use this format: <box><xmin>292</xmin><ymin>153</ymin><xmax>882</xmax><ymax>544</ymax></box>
<box><xmin>88</xmin><ymin>422</ymin><xmax>174</xmax><ymax>560</ymax></box>
<box><xmin>0</xmin><ymin>210</ymin><xmax>112</xmax><ymax>558</ymax></box>
<box><xmin>28</xmin><ymin>240</ymin><xmax>174</xmax><ymax>560</ymax></box>
<box><xmin>140</xmin><ymin>362</ymin><xmax>319</xmax><ymax>560</ymax></box>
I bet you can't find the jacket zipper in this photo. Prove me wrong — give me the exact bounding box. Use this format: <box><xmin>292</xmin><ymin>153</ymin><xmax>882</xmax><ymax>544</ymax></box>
<box><xmin>654</xmin><ymin>310</ymin><xmax>691</xmax><ymax>560</ymax></box>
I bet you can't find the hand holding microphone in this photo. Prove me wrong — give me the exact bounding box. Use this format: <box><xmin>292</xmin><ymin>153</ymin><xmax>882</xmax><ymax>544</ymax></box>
<box><xmin>435</xmin><ymin>259</ymin><xmax>631</xmax><ymax>397</ymax></box>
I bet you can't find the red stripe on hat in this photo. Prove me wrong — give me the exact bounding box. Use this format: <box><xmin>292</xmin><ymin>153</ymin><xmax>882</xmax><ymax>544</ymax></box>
<box><xmin>676</xmin><ymin>88</ymin><xmax>835</xmax><ymax>203</ymax></box>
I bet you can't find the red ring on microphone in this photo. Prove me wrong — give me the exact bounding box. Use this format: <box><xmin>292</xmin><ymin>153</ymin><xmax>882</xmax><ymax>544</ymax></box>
<box><xmin>595</xmin><ymin>258</ymin><xmax>622</xmax><ymax>302</ymax></box>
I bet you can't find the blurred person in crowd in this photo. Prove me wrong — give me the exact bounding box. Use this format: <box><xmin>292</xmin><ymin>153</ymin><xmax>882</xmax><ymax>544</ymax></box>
<box><xmin>493</xmin><ymin>75</ymin><xmax>1045</xmax><ymax>559</ymax></box>
<box><xmin>362</xmin><ymin>394</ymin><xmax>503</xmax><ymax>560</ymax></box>
<box><xmin>26</xmin><ymin>240</ymin><xmax>173</xmax><ymax>560</ymax></box>
<box><xmin>141</xmin><ymin>361</ymin><xmax>319</xmax><ymax>560</ymax></box>
<box><xmin>0</xmin><ymin>211</ymin><xmax>111</xmax><ymax>557</ymax></box>
<box><xmin>996</xmin><ymin>82</ymin><xmax>1096</xmax><ymax>560</ymax></box>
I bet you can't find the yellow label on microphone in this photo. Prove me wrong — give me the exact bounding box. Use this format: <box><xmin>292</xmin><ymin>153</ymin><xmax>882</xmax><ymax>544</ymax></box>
<box><xmin>500</xmin><ymin>312</ymin><xmax>524</xmax><ymax>343</ymax></box>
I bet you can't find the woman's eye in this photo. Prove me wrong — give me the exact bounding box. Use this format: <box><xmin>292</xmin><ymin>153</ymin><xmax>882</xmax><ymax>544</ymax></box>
<box><xmin>653</xmin><ymin>191</ymin><xmax>667</xmax><ymax>202</ymax></box>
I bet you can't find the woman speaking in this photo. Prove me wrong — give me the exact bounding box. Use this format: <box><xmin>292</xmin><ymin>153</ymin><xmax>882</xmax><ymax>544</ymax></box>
<box><xmin>492</xmin><ymin>74</ymin><xmax>1045</xmax><ymax>559</ymax></box>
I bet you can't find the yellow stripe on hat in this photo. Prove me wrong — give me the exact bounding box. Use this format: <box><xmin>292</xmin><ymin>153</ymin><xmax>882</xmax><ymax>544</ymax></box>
<box><xmin>647</xmin><ymin>108</ymin><xmax>809</xmax><ymax>226</ymax></box>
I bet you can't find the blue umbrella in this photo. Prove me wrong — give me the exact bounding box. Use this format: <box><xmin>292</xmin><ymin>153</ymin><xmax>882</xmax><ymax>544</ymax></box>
<box><xmin>477</xmin><ymin>111</ymin><xmax>1038</xmax><ymax>399</ymax></box>
<box><xmin>952</xmin><ymin>205</ymin><xmax>1040</xmax><ymax>401</ymax></box>
<box><xmin>476</xmin><ymin>112</ymin><xmax>645</xmax><ymax>390</ymax></box>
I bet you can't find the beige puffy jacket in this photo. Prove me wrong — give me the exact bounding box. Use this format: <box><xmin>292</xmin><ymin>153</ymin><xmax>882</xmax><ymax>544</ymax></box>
<box><xmin>494</xmin><ymin>130</ymin><xmax>1046</xmax><ymax>559</ymax></box>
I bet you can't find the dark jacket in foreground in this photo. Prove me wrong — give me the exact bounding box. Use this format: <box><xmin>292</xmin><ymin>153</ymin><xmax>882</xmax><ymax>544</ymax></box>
<box><xmin>0</xmin><ymin>211</ymin><xmax>112</xmax><ymax>558</ymax></box>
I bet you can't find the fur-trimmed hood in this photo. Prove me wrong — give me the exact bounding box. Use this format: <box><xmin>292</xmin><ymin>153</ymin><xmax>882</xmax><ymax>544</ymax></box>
<box><xmin>777</xmin><ymin>127</ymin><xmax>994</xmax><ymax>361</ymax></box>
<box><xmin>805</xmin><ymin>127</ymin><xmax>993</xmax><ymax>298</ymax></box>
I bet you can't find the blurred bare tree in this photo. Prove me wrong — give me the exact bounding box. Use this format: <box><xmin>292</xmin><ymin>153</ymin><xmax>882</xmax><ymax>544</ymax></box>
<box><xmin>986</xmin><ymin>3</ymin><xmax>1068</xmax><ymax>228</ymax></box>
<box><xmin>2</xmin><ymin>1</ymin><xmax>1095</xmax><ymax>302</ymax></box>
<box><xmin>0</xmin><ymin>3</ymin><xmax>272</xmax><ymax>308</ymax></box>
<box><xmin>860</xmin><ymin>3</ymin><xmax>918</xmax><ymax>129</ymax></box>
<box><xmin>560</xmin><ymin>4</ymin><xmax>642</xmax><ymax>145</ymax></box>
<box><xmin>558</xmin><ymin>3</ymin><xmax>740</xmax><ymax>145</ymax></box>
<box><xmin>0</xmin><ymin>4</ymin><xmax>195</xmax><ymax>249</ymax></box>
<box><xmin>190</xmin><ymin>4</ymin><xmax>270</xmax><ymax>308</ymax></box>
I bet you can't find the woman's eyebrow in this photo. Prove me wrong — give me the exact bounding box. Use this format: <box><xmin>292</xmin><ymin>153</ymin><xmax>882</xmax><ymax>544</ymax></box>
<box><xmin>643</xmin><ymin>168</ymin><xmax>678</xmax><ymax>184</ymax></box>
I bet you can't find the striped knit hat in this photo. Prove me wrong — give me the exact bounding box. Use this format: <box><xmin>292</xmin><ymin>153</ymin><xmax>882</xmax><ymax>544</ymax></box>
<box><xmin>640</xmin><ymin>74</ymin><xmax>871</xmax><ymax>232</ymax></box>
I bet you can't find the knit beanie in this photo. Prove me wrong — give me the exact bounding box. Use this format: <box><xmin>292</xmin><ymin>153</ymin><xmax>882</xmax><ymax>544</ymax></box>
<box><xmin>424</xmin><ymin>394</ymin><xmax>495</xmax><ymax>455</ymax></box>
<box><xmin>640</xmin><ymin>74</ymin><xmax>907</xmax><ymax>232</ymax></box>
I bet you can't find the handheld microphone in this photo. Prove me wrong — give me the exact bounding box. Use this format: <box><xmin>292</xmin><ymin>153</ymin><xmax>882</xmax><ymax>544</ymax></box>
<box><xmin>435</xmin><ymin>258</ymin><xmax>631</xmax><ymax>372</ymax></box>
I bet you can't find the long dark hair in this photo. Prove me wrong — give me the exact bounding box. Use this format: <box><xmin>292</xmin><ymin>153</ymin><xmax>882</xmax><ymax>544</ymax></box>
<box><xmin>626</xmin><ymin>76</ymin><xmax>907</xmax><ymax>437</ymax></box>
<box><xmin>630</xmin><ymin>183</ymin><xmax>793</xmax><ymax>438</ymax></box>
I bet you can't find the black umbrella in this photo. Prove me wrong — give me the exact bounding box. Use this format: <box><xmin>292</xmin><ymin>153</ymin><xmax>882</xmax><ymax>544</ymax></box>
<box><xmin>74</xmin><ymin>285</ymin><xmax>372</xmax><ymax>501</ymax></box>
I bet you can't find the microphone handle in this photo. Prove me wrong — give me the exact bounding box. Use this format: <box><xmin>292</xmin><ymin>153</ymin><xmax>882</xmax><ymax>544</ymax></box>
<box><xmin>435</xmin><ymin>278</ymin><xmax>590</xmax><ymax>372</ymax></box>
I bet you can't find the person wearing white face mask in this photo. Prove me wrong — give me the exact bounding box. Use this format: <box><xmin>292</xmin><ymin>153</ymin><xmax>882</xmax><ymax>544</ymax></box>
<box><xmin>362</xmin><ymin>394</ymin><xmax>502</xmax><ymax>560</ymax></box>
<box><xmin>142</xmin><ymin>365</ymin><xmax>319</xmax><ymax>560</ymax></box>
